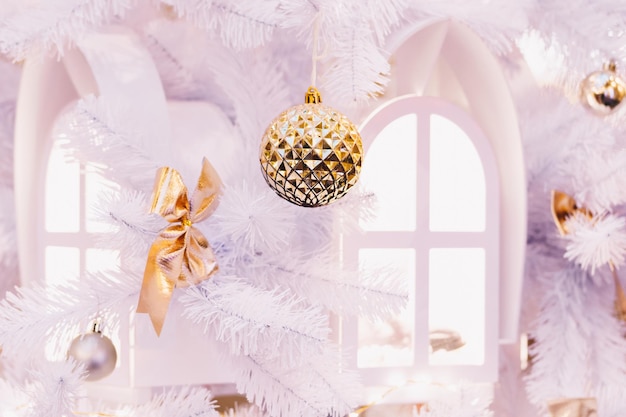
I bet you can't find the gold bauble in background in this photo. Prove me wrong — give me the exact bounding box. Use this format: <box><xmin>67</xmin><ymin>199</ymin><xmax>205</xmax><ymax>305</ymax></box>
<box><xmin>259</xmin><ymin>87</ymin><xmax>363</xmax><ymax>207</ymax></box>
<box><xmin>580</xmin><ymin>60</ymin><xmax>626</xmax><ymax>115</ymax></box>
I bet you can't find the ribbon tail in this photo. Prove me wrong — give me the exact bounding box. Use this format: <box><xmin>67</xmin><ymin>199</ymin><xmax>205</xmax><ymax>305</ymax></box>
<box><xmin>137</xmin><ymin>244</ymin><xmax>177</xmax><ymax>336</ymax></box>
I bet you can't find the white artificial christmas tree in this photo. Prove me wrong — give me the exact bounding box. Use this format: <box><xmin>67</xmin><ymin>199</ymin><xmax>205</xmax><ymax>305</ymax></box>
<box><xmin>1</xmin><ymin>1</ymin><xmax>626</xmax><ymax>417</ymax></box>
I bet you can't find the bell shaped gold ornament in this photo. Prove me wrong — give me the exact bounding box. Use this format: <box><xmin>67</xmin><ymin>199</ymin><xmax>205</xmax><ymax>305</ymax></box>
<box><xmin>580</xmin><ymin>60</ymin><xmax>626</xmax><ymax>115</ymax></box>
<box><xmin>259</xmin><ymin>87</ymin><xmax>363</xmax><ymax>207</ymax></box>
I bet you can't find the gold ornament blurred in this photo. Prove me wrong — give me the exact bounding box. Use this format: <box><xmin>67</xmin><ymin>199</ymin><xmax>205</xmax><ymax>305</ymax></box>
<box><xmin>259</xmin><ymin>86</ymin><xmax>363</xmax><ymax>207</ymax></box>
<box><xmin>547</xmin><ymin>398</ymin><xmax>597</xmax><ymax>417</ymax></box>
<box><xmin>580</xmin><ymin>60</ymin><xmax>626</xmax><ymax>115</ymax></box>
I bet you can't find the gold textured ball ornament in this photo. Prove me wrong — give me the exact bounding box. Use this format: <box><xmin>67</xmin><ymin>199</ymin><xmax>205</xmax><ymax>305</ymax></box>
<box><xmin>259</xmin><ymin>87</ymin><xmax>363</xmax><ymax>207</ymax></box>
<box><xmin>580</xmin><ymin>60</ymin><xmax>626</xmax><ymax>115</ymax></box>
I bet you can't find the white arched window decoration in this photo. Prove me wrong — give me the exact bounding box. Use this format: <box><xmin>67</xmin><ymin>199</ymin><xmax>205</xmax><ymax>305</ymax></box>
<box><xmin>342</xmin><ymin>96</ymin><xmax>499</xmax><ymax>385</ymax></box>
<box><xmin>14</xmin><ymin>29</ymin><xmax>234</xmax><ymax>401</ymax></box>
<box><xmin>44</xmin><ymin>122</ymin><xmax>120</xmax><ymax>286</ymax></box>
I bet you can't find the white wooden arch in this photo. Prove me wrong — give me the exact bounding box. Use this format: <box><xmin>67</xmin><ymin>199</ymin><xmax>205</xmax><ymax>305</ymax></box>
<box><xmin>371</xmin><ymin>18</ymin><xmax>527</xmax><ymax>344</ymax></box>
<box><xmin>13</xmin><ymin>27</ymin><xmax>234</xmax><ymax>402</ymax></box>
<box><xmin>343</xmin><ymin>95</ymin><xmax>500</xmax><ymax>386</ymax></box>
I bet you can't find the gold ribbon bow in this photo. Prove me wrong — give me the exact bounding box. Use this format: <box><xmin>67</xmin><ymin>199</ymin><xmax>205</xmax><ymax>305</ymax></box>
<box><xmin>137</xmin><ymin>158</ymin><xmax>222</xmax><ymax>335</ymax></box>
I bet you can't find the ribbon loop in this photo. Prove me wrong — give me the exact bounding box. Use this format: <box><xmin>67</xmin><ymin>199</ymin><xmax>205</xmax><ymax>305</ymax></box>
<box><xmin>137</xmin><ymin>158</ymin><xmax>222</xmax><ymax>335</ymax></box>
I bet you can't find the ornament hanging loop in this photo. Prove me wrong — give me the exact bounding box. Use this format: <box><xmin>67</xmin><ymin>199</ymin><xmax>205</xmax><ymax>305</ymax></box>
<box><xmin>310</xmin><ymin>12</ymin><xmax>327</xmax><ymax>88</ymax></box>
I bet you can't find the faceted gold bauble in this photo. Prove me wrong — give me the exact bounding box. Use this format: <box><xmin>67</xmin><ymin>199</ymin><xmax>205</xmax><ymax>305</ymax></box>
<box><xmin>580</xmin><ymin>61</ymin><xmax>626</xmax><ymax>115</ymax></box>
<box><xmin>259</xmin><ymin>88</ymin><xmax>363</xmax><ymax>207</ymax></box>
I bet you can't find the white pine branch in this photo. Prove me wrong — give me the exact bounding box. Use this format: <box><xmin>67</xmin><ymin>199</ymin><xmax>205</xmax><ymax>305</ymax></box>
<box><xmin>527</xmin><ymin>0</ymin><xmax>626</xmax><ymax>92</ymax></box>
<box><xmin>518</xmin><ymin>87</ymin><xmax>617</xmax><ymax>196</ymax></box>
<box><xmin>168</xmin><ymin>0</ymin><xmax>281</xmax><ymax>49</ymax></box>
<box><xmin>141</xmin><ymin>19</ymin><xmax>211</xmax><ymax>101</ymax></box>
<box><xmin>525</xmin><ymin>269</ymin><xmax>592</xmax><ymax>407</ymax></box>
<box><xmin>322</xmin><ymin>24</ymin><xmax>389</xmax><ymax>106</ymax></box>
<box><xmin>111</xmin><ymin>386</ymin><xmax>217</xmax><ymax>417</ymax></box>
<box><xmin>0</xmin><ymin>269</ymin><xmax>140</xmax><ymax>360</ymax></box>
<box><xmin>564</xmin><ymin>213</ymin><xmax>626</xmax><ymax>277</ymax></box>
<box><xmin>568</xmin><ymin>149</ymin><xmax>626</xmax><ymax>212</ymax></box>
<box><xmin>596</xmin><ymin>386</ymin><xmax>626</xmax><ymax>417</ymax></box>
<box><xmin>93</xmin><ymin>189</ymin><xmax>163</xmax><ymax>259</ymax></box>
<box><xmin>234</xmin><ymin>348</ymin><xmax>360</xmax><ymax>417</ymax></box>
<box><xmin>60</xmin><ymin>96</ymin><xmax>158</xmax><ymax>191</ymax></box>
<box><xmin>25</xmin><ymin>360</ymin><xmax>85</xmax><ymax>417</ymax></box>
<box><xmin>411</xmin><ymin>0</ymin><xmax>532</xmax><ymax>54</ymax></box>
<box><xmin>248</xmin><ymin>253</ymin><xmax>407</xmax><ymax>320</ymax></box>
<box><xmin>201</xmin><ymin>44</ymin><xmax>290</xmax><ymax>152</ymax></box>
<box><xmin>139</xmin><ymin>19</ymin><xmax>236</xmax><ymax>115</ymax></box>
<box><xmin>359</xmin><ymin>0</ymin><xmax>412</xmax><ymax>45</ymax></box>
<box><xmin>210</xmin><ymin>181</ymin><xmax>299</xmax><ymax>260</ymax></box>
<box><xmin>585</xmin><ymin>284</ymin><xmax>626</xmax><ymax>391</ymax></box>
<box><xmin>180</xmin><ymin>279</ymin><xmax>330</xmax><ymax>366</ymax></box>
<box><xmin>0</xmin><ymin>378</ymin><xmax>29</xmax><ymax>416</ymax></box>
<box><xmin>277</xmin><ymin>0</ymin><xmax>403</xmax><ymax>104</ymax></box>
<box><xmin>0</xmin><ymin>0</ymin><xmax>133</xmax><ymax>60</ymax></box>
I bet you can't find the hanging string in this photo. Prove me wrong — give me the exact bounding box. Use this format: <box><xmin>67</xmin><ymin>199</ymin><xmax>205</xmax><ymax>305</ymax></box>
<box><xmin>310</xmin><ymin>12</ymin><xmax>327</xmax><ymax>87</ymax></box>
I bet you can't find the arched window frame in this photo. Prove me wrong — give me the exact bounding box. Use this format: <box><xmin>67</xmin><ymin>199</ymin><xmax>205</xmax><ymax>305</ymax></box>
<box><xmin>342</xmin><ymin>95</ymin><xmax>500</xmax><ymax>385</ymax></box>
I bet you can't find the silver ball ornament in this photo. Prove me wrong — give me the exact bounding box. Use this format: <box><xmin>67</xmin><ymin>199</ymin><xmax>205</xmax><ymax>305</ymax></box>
<box><xmin>67</xmin><ymin>331</ymin><xmax>117</xmax><ymax>381</ymax></box>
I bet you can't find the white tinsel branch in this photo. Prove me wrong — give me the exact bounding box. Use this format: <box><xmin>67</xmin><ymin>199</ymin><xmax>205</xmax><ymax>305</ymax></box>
<box><xmin>181</xmin><ymin>279</ymin><xmax>330</xmax><ymax>366</ymax></box>
<box><xmin>410</xmin><ymin>0</ymin><xmax>532</xmax><ymax>54</ymax></box>
<box><xmin>210</xmin><ymin>181</ymin><xmax>298</xmax><ymax>259</ymax></box>
<box><xmin>569</xmin><ymin>149</ymin><xmax>626</xmax><ymax>212</ymax></box>
<box><xmin>596</xmin><ymin>386</ymin><xmax>626</xmax><ymax>417</ymax></box>
<box><xmin>110</xmin><ymin>386</ymin><xmax>217</xmax><ymax>417</ymax></box>
<box><xmin>167</xmin><ymin>0</ymin><xmax>281</xmax><ymax>49</ymax></box>
<box><xmin>322</xmin><ymin>24</ymin><xmax>390</xmax><ymax>106</ymax></box>
<box><xmin>247</xmin><ymin>253</ymin><xmax>408</xmax><ymax>320</ymax></box>
<box><xmin>61</xmin><ymin>96</ymin><xmax>159</xmax><ymax>191</ymax></box>
<box><xmin>0</xmin><ymin>0</ymin><xmax>133</xmax><ymax>60</ymax></box>
<box><xmin>234</xmin><ymin>349</ymin><xmax>360</xmax><ymax>417</ymax></box>
<box><xmin>93</xmin><ymin>189</ymin><xmax>163</xmax><ymax>259</ymax></box>
<box><xmin>563</xmin><ymin>213</ymin><xmax>626</xmax><ymax>277</ymax></box>
<box><xmin>527</xmin><ymin>0</ymin><xmax>626</xmax><ymax>93</ymax></box>
<box><xmin>201</xmin><ymin>43</ymin><xmax>290</xmax><ymax>153</ymax></box>
<box><xmin>25</xmin><ymin>360</ymin><xmax>85</xmax><ymax>417</ymax></box>
<box><xmin>0</xmin><ymin>269</ymin><xmax>139</xmax><ymax>359</ymax></box>
<box><xmin>0</xmin><ymin>378</ymin><xmax>29</xmax><ymax>417</ymax></box>
<box><xmin>525</xmin><ymin>269</ymin><xmax>594</xmax><ymax>407</ymax></box>
<box><xmin>518</xmin><ymin>88</ymin><xmax>616</xmax><ymax>194</ymax></box>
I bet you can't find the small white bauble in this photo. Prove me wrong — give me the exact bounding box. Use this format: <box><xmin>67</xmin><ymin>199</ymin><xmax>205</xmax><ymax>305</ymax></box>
<box><xmin>67</xmin><ymin>331</ymin><xmax>117</xmax><ymax>381</ymax></box>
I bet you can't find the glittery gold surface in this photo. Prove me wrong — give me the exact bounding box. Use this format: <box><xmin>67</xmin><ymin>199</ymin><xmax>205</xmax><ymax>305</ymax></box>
<box><xmin>260</xmin><ymin>102</ymin><xmax>363</xmax><ymax>207</ymax></box>
<box><xmin>548</xmin><ymin>398</ymin><xmax>597</xmax><ymax>417</ymax></box>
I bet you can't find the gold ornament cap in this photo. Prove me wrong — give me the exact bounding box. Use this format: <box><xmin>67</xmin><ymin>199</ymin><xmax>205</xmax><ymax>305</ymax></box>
<box><xmin>305</xmin><ymin>86</ymin><xmax>322</xmax><ymax>104</ymax></box>
<box><xmin>580</xmin><ymin>59</ymin><xmax>626</xmax><ymax>115</ymax></box>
